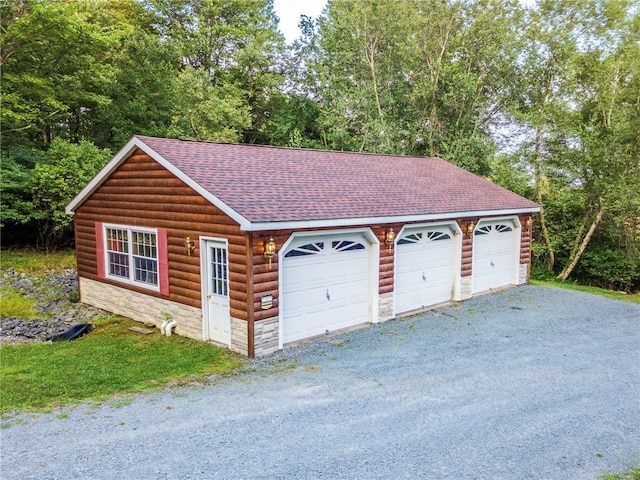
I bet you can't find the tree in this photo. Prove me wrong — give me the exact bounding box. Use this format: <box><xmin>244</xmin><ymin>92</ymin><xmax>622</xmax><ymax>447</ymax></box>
<box><xmin>142</xmin><ymin>0</ymin><xmax>286</xmax><ymax>144</ymax></box>
<box><xmin>30</xmin><ymin>140</ymin><xmax>111</xmax><ymax>251</ymax></box>
<box><xmin>500</xmin><ymin>0</ymin><xmax>639</xmax><ymax>287</ymax></box>
<box><xmin>305</xmin><ymin>0</ymin><xmax>524</xmax><ymax>174</ymax></box>
<box><xmin>0</xmin><ymin>0</ymin><xmax>122</xmax><ymax>146</ymax></box>
<box><xmin>555</xmin><ymin>7</ymin><xmax>640</xmax><ymax>280</ymax></box>
<box><xmin>166</xmin><ymin>67</ymin><xmax>251</xmax><ymax>142</ymax></box>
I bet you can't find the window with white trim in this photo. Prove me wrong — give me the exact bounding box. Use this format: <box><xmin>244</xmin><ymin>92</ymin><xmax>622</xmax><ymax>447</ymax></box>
<box><xmin>105</xmin><ymin>225</ymin><xmax>159</xmax><ymax>288</ymax></box>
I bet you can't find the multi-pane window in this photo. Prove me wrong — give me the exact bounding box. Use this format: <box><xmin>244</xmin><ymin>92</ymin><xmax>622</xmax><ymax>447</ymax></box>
<box><xmin>209</xmin><ymin>246</ymin><xmax>228</xmax><ymax>296</ymax></box>
<box><xmin>105</xmin><ymin>226</ymin><xmax>158</xmax><ymax>288</ymax></box>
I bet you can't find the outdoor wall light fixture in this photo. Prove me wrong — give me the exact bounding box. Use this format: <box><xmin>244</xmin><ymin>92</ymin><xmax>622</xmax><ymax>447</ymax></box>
<box><xmin>465</xmin><ymin>221</ymin><xmax>476</xmax><ymax>237</ymax></box>
<box><xmin>184</xmin><ymin>236</ymin><xmax>196</xmax><ymax>256</ymax></box>
<box><xmin>264</xmin><ymin>237</ymin><xmax>277</xmax><ymax>268</ymax></box>
<box><xmin>384</xmin><ymin>228</ymin><xmax>395</xmax><ymax>251</ymax></box>
<box><xmin>525</xmin><ymin>217</ymin><xmax>533</xmax><ymax>228</ymax></box>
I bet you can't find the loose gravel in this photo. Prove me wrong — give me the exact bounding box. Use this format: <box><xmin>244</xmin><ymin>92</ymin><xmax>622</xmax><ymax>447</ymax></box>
<box><xmin>1</xmin><ymin>285</ymin><xmax>639</xmax><ymax>479</ymax></box>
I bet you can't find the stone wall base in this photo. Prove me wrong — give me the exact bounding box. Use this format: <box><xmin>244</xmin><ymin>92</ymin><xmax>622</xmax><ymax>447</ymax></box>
<box><xmin>230</xmin><ymin>317</ymin><xmax>248</xmax><ymax>356</ymax></box>
<box><xmin>517</xmin><ymin>263</ymin><xmax>529</xmax><ymax>285</ymax></box>
<box><xmin>459</xmin><ymin>275</ymin><xmax>473</xmax><ymax>300</ymax></box>
<box><xmin>79</xmin><ymin>277</ymin><xmax>202</xmax><ymax>340</ymax></box>
<box><xmin>254</xmin><ymin>317</ymin><xmax>279</xmax><ymax>357</ymax></box>
<box><xmin>378</xmin><ymin>292</ymin><xmax>394</xmax><ymax>322</ymax></box>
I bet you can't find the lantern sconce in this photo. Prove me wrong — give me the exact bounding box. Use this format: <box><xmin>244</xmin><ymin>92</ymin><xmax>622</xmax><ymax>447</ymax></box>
<box><xmin>465</xmin><ymin>221</ymin><xmax>475</xmax><ymax>237</ymax></box>
<box><xmin>525</xmin><ymin>217</ymin><xmax>533</xmax><ymax>229</ymax></box>
<box><xmin>384</xmin><ymin>228</ymin><xmax>395</xmax><ymax>251</ymax></box>
<box><xmin>264</xmin><ymin>237</ymin><xmax>277</xmax><ymax>268</ymax></box>
<box><xmin>184</xmin><ymin>236</ymin><xmax>196</xmax><ymax>256</ymax></box>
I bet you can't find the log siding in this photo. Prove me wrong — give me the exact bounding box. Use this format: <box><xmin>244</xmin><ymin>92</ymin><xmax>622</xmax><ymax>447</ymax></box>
<box><xmin>75</xmin><ymin>150</ymin><xmax>250</xmax><ymax>321</ymax></box>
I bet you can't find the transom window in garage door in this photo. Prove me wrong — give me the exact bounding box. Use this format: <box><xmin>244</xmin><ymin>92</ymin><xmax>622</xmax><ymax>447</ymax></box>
<box><xmin>397</xmin><ymin>230</ymin><xmax>451</xmax><ymax>245</ymax></box>
<box><xmin>475</xmin><ymin>224</ymin><xmax>512</xmax><ymax>235</ymax></box>
<box><xmin>285</xmin><ymin>242</ymin><xmax>324</xmax><ymax>257</ymax></box>
<box><xmin>284</xmin><ymin>240</ymin><xmax>365</xmax><ymax>257</ymax></box>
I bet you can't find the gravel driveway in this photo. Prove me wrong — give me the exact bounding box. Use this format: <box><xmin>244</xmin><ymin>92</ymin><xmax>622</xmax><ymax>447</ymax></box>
<box><xmin>2</xmin><ymin>285</ymin><xmax>639</xmax><ymax>479</ymax></box>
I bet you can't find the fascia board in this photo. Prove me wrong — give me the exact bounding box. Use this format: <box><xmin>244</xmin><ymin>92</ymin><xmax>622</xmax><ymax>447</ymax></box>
<box><xmin>243</xmin><ymin>207</ymin><xmax>541</xmax><ymax>232</ymax></box>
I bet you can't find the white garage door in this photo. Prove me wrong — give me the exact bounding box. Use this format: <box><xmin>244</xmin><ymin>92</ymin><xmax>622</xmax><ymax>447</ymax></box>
<box><xmin>281</xmin><ymin>233</ymin><xmax>372</xmax><ymax>344</ymax></box>
<box><xmin>395</xmin><ymin>227</ymin><xmax>456</xmax><ymax>314</ymax></box>
<box><xmin>472</xmin><ymin>222</ymin><xmax>518</xmax><ymax>293</ymax></box>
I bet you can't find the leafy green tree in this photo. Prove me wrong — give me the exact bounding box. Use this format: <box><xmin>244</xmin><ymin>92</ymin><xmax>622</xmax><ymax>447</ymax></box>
<box><xmin>166</xmin><ymin>67</ymin><xmax>251</xmax><ymax>142</ymax></box>
<box><xmin>142</xmin><ymin>0</ymin><xmax>286</xmax><ymax>144</ymax></box>
<box><xmin>501</xmin><ymin>0</ymin><xmax>639</xmax><ymax>287</ymax></box>
<box><xmin>31</xmin><ymin>140</ymin><xmax>111</xmax><ymax>250</ymax></box>
<box><xmin>85</xmin><ymin>0</ymin><xmax>182</xmax><ymax>149</ymax></box>
<box><xmin>305</xmin><ymin>0</ymin><xmax>524</xmax><ymax>174</ymax></box>
<box><xmin>555</xmin><ymin>8</ymin><xmax>640</xmax><ymax>280</ymax></box>
<box><xmin>0</xmin><ymin>147</ymin><xmax>44</xmax><ymax>227</ymax></box>
<box><xmin>1</xmin><ymin>0</ymin><xmax>121</xmax><ymax>145</ymax></box>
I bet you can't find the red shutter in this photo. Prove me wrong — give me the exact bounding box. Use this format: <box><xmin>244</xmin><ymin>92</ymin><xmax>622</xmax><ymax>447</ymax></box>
<box><xmin>95</xmin><ymin>222</ymin><xmax>105</xmax><ymax>279</ymax></box>
<box><xmin>158</xmin><ymin>229</ymin><xmax>169</xmax><ymax>296</ymax></box>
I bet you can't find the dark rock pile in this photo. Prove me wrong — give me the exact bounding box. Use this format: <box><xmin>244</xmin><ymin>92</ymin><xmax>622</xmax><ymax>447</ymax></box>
<box><xmin>1</xmin><ymin>269</ymin><xmax>104</xmax><ymax>345</ymax></box>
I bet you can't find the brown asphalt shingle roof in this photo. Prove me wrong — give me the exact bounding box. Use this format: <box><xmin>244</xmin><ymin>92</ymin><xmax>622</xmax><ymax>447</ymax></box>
<box><xmin>136</xmin><ymin>136</ymin><xmax>538</xmax><ymax>225</ymax></box>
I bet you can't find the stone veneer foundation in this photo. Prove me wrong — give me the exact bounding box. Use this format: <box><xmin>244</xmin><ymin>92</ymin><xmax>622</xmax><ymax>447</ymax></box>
<box><xmin>459</xmin><ymin>276</ymin><xmax>473</xmax><ymax>300</ymax></box>
<box><xmin>254</xmin><ymin>317</ymin><xmax>279</xmax><ymax>357</ymax></box>
<box><xmin>230</xmin><ymin>317</ymin><xmax>248</xmax><ymax>356</ymax></box>
<box><xmin>82</xmin><ymin>265</ymin><xmax>530</xmax><ymax>358</ymax></box>
<box><xmin>378</xmin><ymin>292</ymin><xmax>394</xmax><ymax>322</ymax></box>
<box><xmin>518</xmin><ymin>263</ymin><xmax>529</xmax><ymax>285</ymax></box>
<box><xmin>79</xmin><ymin>277</ymin><xmax>202</xmax><ymax>340</ymax></box>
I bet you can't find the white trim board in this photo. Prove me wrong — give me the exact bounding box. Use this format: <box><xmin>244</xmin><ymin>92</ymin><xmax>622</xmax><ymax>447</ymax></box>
<box><xmin>245</xmin><ymin>208</ymin><xmax>540</xmax><ymax>232</ymax></box>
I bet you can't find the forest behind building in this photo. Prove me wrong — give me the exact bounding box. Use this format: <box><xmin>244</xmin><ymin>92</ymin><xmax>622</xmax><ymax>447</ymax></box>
<box><xmin>1</xmin><ymin>0</ymin><xmax>638</xmax><ymax>291</ymax></box>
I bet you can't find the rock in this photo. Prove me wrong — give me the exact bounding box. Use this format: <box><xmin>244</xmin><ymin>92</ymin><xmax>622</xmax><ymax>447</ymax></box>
<box><xmin>14</xmin><ymin>278</ymin><xmax>34</xmax><ymax>292</ymax></box>
<box><xmin>1</xmin><ymin>269</ymin><xmax>105</xmax><ymax>345</ymax></box>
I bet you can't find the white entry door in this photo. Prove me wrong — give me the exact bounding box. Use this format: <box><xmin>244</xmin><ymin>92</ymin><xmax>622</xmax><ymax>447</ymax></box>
<box><xmin>472</xmin><ymin>222</ymin><xmax>518</xmax><ymax>293</ymax></box>
<box><xmin>281</xmin><ymin>233</ymin><xmax>372</xmax><ymax>344</ymax></box>
<box><xmin>395</xmin><ymin>227</ymin><xmax>456</xmax><ymax>313</ymax></box>
<box><xmin>203</xmin><ymin>240</ymin><xmax>231</xmax><ymax>345</ymax></box>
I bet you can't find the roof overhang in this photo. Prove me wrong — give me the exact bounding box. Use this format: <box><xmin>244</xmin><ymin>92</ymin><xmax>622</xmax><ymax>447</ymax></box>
<box><xmin>244</xmin><ymin>207</ymin><xmax>541</xmax><ymax>232</ymax></box>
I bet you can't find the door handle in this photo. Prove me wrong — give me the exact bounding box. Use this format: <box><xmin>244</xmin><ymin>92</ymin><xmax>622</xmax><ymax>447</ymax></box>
<box><xmin>326</xmin><ymin>289</ymin><xmax>330</xmax><ymax>301</ymax></box>
<box><xmin>422</xmin><ymin>272</ymin><xmax>426</xmax><ymax>281</ymax></box>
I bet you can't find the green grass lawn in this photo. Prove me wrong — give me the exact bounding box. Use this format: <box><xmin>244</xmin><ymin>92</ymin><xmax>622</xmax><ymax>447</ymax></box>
<box><xmin>603</xmin><ymin>468</ymin><xmax>640</xmax><ymax>480</ymax></box>
<box><xmin>0</xmin><ymin>285</ymin><xmax>40</xmax><ymax>319</ymax></box>
<box><xmin>530</xmin><ymin>278</ymin><xmax>640</xmax><ymax>304</ymax></box>
<box><xmin>0</xmin><ymin>249</ymin><xmax>77</xmax><ymax>275</ymax></box>
<box><xmin>0</xmin><ymin>315</ymin><xmax>245</xmax><ymax>414</ymax></box>
<box><xmin>0</xmin><ymin>249</ymin><xmax>246</xmax><ymax>415</ymax></box>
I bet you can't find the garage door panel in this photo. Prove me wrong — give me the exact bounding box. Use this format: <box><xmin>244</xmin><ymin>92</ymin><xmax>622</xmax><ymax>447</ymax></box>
<box><xmin>472</xmin><ymin>222</ymin><xmax>517</xmax><ymax>293</ymax></box>
<box><xmin>282</xmin><ymin>233</ymin><xmax>372</xmax><ymax>344</ymax></box>
<box><xmin>395</xmin><ymin>227</ymin><xmax>456</xmax><ymax>313</ymax></box>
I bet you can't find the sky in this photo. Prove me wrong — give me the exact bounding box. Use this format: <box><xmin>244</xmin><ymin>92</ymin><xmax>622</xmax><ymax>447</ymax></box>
<box><xmin>273</xmin><ymin>0</ymin><xmax>327</xmax><ymax>43</ymax></box>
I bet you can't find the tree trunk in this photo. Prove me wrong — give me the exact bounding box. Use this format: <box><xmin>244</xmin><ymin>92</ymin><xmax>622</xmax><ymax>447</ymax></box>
<box><xmin>533</xmin><ymin>72</ymin><xmax>555</xmax><ymax>270</ymax></box>
<box><xmin>534</xmin><ymin>127</ymin><xmax>555</xmax><ymax>270</ymax></box>
<box><xmin>557</xmin><ymin>203</ymin><xmax>605</xmax><ymax>281</ymax></box>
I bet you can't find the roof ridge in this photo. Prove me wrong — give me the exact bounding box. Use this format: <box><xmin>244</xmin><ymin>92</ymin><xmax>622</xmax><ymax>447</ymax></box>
<box><xmin>134</xmin><ymin>134</ymin><xmax>443</xmax><ymax>162</ymax></box>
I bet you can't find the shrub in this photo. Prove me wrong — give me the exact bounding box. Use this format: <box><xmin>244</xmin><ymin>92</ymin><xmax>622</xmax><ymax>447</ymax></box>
<box><xmin>576</xmin><ymin>248</ymin><xmax>640</xmax><ymax>292</ymax></box>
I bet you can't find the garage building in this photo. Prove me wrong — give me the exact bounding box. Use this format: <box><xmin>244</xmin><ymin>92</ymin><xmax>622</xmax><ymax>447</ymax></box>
<box><xmin>67</xmin><ymin>136</ymin><xmax>540</xmax><ymax>357</ymax></box>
